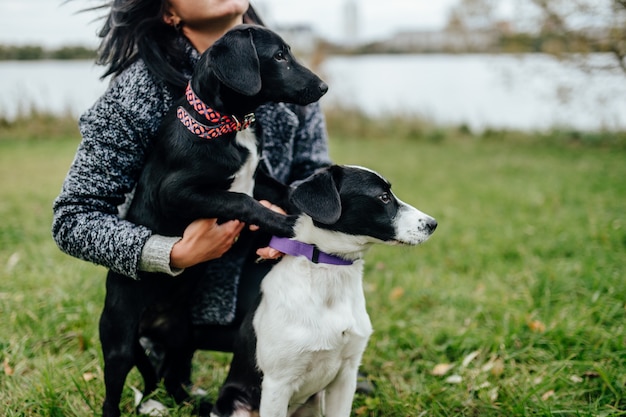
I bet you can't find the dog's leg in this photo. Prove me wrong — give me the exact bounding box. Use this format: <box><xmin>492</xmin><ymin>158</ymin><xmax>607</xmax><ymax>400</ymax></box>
<box><xmin>157</xmin><ymin>346</ymin><xmax>213</xmax><ymax>416</ymax></box>
<box><xmin>160</xmin><ymin>187</ymin><xmax>297</xmax><ymax>237</ymax></box>
<box><xmin>100</xmin><ymin>330</ymin><xmax>137</xmax><ymax>417</ymax></box>
<box><xmin>134</xmin><ymin>342</ymin><xmax>159</xmax><ymax>400</ymax></box>
<box><xmin>321</xmin><ymin>365</ymin><xmax>359</xmax><ymax>417</ymax></box>
<box><xmin>100</xmin><ymin>273</ymin><xmax>148</xmax><ymax>417</ymax></box>
<box><xmin>212</xmin><ymin>315</ymin><xmax>263</xmax><ymax>417</ymax></box>
<box><xmin>162</xmin><ymin>347</ymin><xmax>194</xmax><ymax>402</ymax></box>
<box><xmin>259</xmin><ymin>377</ymin><xmax>293</xmax><ymax>417</ymax></box>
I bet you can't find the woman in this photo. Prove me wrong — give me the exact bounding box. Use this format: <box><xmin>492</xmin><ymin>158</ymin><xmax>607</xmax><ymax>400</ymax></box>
<box><xmin>52</xmin><ymin>0</ymin><xmax>331</xmax><ymax>326</ymax></box>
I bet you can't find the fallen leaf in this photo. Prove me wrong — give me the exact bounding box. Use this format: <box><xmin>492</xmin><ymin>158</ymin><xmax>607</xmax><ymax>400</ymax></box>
<box><xmin>432</xmin><ymin>363</ymin><xmax>454</xmax><ymax>376</ymax></box>
<box><xmin>475</xmin><ymin>381</ymin><xmax>491</xmax><ymax>390</ymax></box>
<box><xmin>488</xmin><ymin>387</ymin><xmax>499</xmax><ymax>402</ymax></box>
<box><xmin>541</xmin><ymin>390</ymin><xmax>555</xmax><ymax>401</ymax></box>
<box><xmin>190</xmin><ymin>386</ymin><xmax>208</xmax><ymax>396</ymax></box>
<box><xmin>445</xmin><ymin>374</ymin><xmax>463</xmax><ymax>384</ymax></box>
<box><xmin>569</xmin><ymin>375</ymin><xmax>583</xmax><ymax>383</ymax></box>
<box><xmin>77</xmin><ymin>333</ymin><xmax>86</xmax><ymax>352</ymax></box>
<box><xmin>132</xmin><ymin>386</ymin><xmax>169</xmax><ymax>416</ymax></box>
<box><xmin>528</xmin><ymin>320</ymin><xmax>546</xmax><ymax>333</ymax></box>
<box><xmin>3</xmin><ymin>358</ymin><xmax>14</xmax><ymax>376</ymax></box>
<box><xmin>355</xmin><ymin>406</ymin><xmax>368</xmax><ymax>415</ymax></box>
<box><xmin>389</xmin><ymin>287</ymin><xmax>405</xmax><ymax>301</ymax></box>
<box><xmin>82</xmin><ymin>372</ymin><xmax>96</xmax><ymax>382</ymax></box>
<box><xmin>461</xmin><ymin>350</ymin><xmax>480</xmax><ymax>368</ymax></box>
<box><xmin>6</xmin><ymin>252</ymin><xmax>20</xmax><ymax>272</ymax></box>
<box><xmin>490</xmin><ymin>358</ymin><xmax>505</xmax><ymax>377</ymax></box>
<box><xmin>132</xmin><ymin>386</ymin><xmax>144</xmax><ymax>407</ymax></box>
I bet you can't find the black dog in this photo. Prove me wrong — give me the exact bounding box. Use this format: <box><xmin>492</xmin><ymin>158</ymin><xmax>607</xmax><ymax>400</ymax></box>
<box><xmin>99</xmin><ymin>24</ymin><xmax>327</xmax><ymax>417</ymax></box>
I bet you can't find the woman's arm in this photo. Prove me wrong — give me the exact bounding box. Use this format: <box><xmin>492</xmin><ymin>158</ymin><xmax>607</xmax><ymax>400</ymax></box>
<box><xmin>52</xmin><ymin>62</ymin><xmax>176</xmax><ymax>278</ymax></box>
<box><xmin>52</xmin><ymin>91</ymin><xmax>159</xmax><ymax>278</ymax></box>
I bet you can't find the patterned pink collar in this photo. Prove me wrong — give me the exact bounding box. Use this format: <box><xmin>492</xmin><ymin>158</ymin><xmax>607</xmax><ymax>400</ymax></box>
<box><xmin>177</xmin><ymin>82</ymin><xmax>255</xmax><ymax>139</ymax></box>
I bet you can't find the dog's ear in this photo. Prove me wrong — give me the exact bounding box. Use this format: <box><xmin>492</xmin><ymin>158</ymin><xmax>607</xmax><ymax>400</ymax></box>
<box><xmin>209</xmin><ymin>28</ymin><xmax>262</xmax><ymax>96</ymax></box>
<box><xmin>290</xmin><ymin>167</ymin><xmax>342</xmax><ymax>225</ymax></box>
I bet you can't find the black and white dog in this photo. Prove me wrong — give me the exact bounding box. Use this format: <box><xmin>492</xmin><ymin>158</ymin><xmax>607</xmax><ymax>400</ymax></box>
<box><xmin>210</xmin><ymin>165</ymin><xmax>437</xmax><ymax>417</ymax></box>
<box><xmin>99</xmin><ymin>24</ymin><xmax>327</xmax><ymax>417</ymax></box>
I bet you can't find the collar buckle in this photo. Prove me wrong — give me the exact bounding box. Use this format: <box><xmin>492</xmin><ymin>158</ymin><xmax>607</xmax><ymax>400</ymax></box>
<box><xmin>233</xmin><ymin>113</ymin><xmax>256</xmax><ymax>131</ymax></box>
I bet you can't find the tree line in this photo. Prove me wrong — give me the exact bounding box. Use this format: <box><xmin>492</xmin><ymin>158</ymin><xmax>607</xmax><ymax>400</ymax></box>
<box><xmin>0</xmin><ymin>45</ymin><xmax>96</xmax><ymax>60</ymax></box>
<box><xmin>448</xmin><ymin>0</ymin><xmax>626</xmax><ymax>75</ymax></box>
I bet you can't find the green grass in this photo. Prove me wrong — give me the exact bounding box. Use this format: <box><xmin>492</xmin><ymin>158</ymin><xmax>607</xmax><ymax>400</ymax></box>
<box><xmin>1</xmin><ymin>115</ymin><xmax>625</xmax><ymax>416</ymax></box>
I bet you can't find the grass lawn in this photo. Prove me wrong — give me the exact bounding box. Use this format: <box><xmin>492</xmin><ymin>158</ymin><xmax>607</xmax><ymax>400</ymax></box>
<box><xmin>0</xmin><ymin>117</ymin><xmax>625</xmax><ymax>416</ymax></box>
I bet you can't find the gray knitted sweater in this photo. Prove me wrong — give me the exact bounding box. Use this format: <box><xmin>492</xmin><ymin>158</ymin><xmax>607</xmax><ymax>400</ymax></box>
<box><xmin>52</xmin><ymin>43</ymin><xmax>331</xmax><ymax>324</ymax></box>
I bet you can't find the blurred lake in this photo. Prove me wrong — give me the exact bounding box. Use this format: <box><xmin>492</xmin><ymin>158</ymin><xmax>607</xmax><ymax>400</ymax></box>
<box><xmin>1</xmin><ymin>54</ymin><xmax>625</xmax><ymax>131</ymax></box>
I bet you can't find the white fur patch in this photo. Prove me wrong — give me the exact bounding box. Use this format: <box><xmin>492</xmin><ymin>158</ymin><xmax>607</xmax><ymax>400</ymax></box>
<box><xmin>292</xmin><ymin>216</ymin><xmax>375</xmax><ymax>260</ymax></box>
<box><xmin>253</xmin><ymin>254</ymin><xmax>372</xmax><ymax>415</ymax></box>
<box><xmin>228</xmin><ymin>129</ymin><xmax>259</xmax><ymax>196</ymax></box>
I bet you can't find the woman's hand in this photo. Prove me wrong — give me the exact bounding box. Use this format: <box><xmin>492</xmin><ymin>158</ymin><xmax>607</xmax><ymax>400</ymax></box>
<box><xmin>170</xmin><ymin>199</ymin><xmax>287</xmax><ymax>268</ymax></box>
<box><xmin>170</xmin><ymin>218</ymin><xmax>245</xmax><ymax>269</ymax></box>
<box><xmin>255</xmin><ymin>200</ymin><xmax>286</xmax><ymax>260</ymax></box>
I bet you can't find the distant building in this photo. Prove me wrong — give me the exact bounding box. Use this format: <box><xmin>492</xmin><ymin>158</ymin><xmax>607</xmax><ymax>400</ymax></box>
<box><xmin>343</xmin><ymin>0</ymin><xmax>359</xmax><ymax>46</ymax></box>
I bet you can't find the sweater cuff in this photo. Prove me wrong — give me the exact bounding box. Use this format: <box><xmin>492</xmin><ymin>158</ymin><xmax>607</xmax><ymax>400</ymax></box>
<box><xmin>139</xmin><ymin>235</ymin><xmax>184</xmax><ymax>277</ymax></box>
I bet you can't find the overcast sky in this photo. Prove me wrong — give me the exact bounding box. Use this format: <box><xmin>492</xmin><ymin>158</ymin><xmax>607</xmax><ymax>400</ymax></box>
<box><xmin>0</xmin><ymin>0</ymin><xmax>461</xmax><ymax>47</ymax></box>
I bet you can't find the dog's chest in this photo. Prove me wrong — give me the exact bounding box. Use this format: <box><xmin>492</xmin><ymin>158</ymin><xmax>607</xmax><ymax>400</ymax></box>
<box><xmin>253</xmin><ymin>258</ymin><xmax>373</xmax><ymax>396</ymax></box>
<box><xmin>228</xmin><ymin>129</ymin><xmax>259</xmax><ymax>196</ymax></box>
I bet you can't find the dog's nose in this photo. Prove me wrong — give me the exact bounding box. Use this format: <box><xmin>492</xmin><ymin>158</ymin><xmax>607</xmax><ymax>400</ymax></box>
<box><xmin>426</xmin><ymin>218</ymin><xmax>437</xmax><ymax>234</ymax></box>
<box><xmin>319</xmin><ymin>82</ymin><xmax>329</xmax><ymax>95</ymax></box>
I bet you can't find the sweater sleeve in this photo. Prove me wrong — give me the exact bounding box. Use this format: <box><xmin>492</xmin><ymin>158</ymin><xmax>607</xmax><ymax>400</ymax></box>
<box><xmin>51</xmin><ymin>62</ymin><xmax>176</xmax><ymax>279</ymax></box>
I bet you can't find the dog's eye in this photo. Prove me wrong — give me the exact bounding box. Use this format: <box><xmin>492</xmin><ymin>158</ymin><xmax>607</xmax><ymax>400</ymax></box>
<box><xmin>274</xmin><ymin>50</ymin><xmax>286</xmax><ymax>61</ymax></box>
<box><xmin>379</xmin><ymin>193</ymin><xmax>391</xmax><ymax>204</ymax></box>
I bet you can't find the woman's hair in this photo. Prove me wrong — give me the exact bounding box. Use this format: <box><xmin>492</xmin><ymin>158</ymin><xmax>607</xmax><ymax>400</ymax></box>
<box><xmin>83</xmin><ymin>0</ymin><xmax>263</xmax><ymax>89</ymax></box>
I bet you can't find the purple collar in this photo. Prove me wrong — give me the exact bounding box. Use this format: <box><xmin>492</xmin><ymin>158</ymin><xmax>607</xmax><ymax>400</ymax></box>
<box><xmin>269</xmin><ymin>236</ymin><xmax>354</xmax><ymax>266</ymax></box>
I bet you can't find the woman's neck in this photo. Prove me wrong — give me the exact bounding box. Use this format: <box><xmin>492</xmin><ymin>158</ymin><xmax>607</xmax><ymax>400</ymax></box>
<box><xmin>182</xmin><ymin>15</ymin><xmax>244</xmax><ymax>53</ymax></box>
